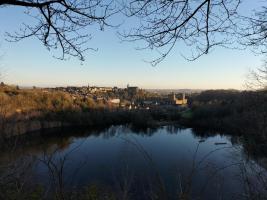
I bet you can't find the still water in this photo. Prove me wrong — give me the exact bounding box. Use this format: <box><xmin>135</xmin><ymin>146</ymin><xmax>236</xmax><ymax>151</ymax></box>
<box><xmin>9</xmin><ymin>125</ymin><xmax>267</xmax><ymax>199</ymax></box>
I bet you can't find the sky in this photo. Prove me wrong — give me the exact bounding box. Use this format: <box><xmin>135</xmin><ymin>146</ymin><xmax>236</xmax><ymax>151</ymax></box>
<box><xmin>0</xmin><ymin>1</ymin><xmax>265</xmax><ymax>90</ymax></box>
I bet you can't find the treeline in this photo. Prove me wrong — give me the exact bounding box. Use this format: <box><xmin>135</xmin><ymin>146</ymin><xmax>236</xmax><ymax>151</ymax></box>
<box><xmin>194</xmin><ymin>89</ymin><xmax>239</xmax><ymax>103</ymax></box>
<box><xmin>0</xmin><ymin>85</ymin><xmax>115</xmax><ymax>123</ymax></box>
<box><xmin>186</xmin><ymin>89</ymin><xmax>267</xmax><ymax>138</ymax></box>
<box><xmin>0</xmin><ymin>85</ymin><xmax>165</xmax><ymax>133</ymax></box>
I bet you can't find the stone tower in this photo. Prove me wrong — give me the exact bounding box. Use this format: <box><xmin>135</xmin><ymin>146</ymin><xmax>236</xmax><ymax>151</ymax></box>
<box><xmin>172</xmin><ymin>93</ymin><xmax>176</xmax><ymax>101</ymax></box>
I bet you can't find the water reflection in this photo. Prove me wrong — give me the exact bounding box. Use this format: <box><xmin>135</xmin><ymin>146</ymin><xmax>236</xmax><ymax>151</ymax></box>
<box><xmin>2</xmin><ymin>125</ymin><xmax>267</xmax><ymax>161</ymax></box>
<box><xmin>1</xmin><ymin>125</ymin><xmax>267</xmax><ymax>199</ymax></box>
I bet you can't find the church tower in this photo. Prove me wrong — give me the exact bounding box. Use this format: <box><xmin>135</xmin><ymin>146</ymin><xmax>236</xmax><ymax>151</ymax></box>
<box><xmin>172</xmin><ymin>93</ymin><xmax>176</xmax><ymax>101</ymax></box>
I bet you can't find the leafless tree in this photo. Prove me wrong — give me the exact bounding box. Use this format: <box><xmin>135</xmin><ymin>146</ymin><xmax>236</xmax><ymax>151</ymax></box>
<box><xmin>116</xmin><ymin>134</ymin><xmax>168</xmax><ymax>200</ymax></box>
<box><xmin>239</xmin><ymin>4</ymin><xmax>267</xmax><ymax>57</ymax></box>
<box><xmin>0</xmin><ymin>45</ymin><xmax>8</xmax><ymax>81</ymax></box>
<box><xmin>112</xmin><ymin>141</ymin><xmax>136</xmax><ymax>200</ymax></box>
<box><xmin>229</xmin><ymin>140</ymin><xmax>267</xmax><ymax>199</ymax></box>
<box><xmin>1</xmin><ymin>0</ymin><xmax>118</xmax><ymax>62</ymax></box>
<box><xmin>0</xmin><ymin>53</ymin><xmax>4</xmax><ymax>81</ymax></box>
<box><xmin>2</xmin><ymin>1</ymin><xmax>267</xmax><ymax>65</ymax></box>
<box><xmin>0</xmin><ymin>46</ymin><xmax>10</xmax><ymax>139</ymax></box>
<box><xmin>246</xmin><ymin>64</ymin><xmax>267</xmax><ymax>91</ymax></box>
<box><xmin>117</xmin><ymin>0</ymin><xmax>267</xmax><ymax>66</ymax></box>
<box><xmin>242</xmin><ymin>64</ymin><xmax>267</xmax><ymax>139</ymax></box>
<box><xmin>118</xmin><ymin>0</ymin><xmax>244</xmax><ymax>66</ymax></box>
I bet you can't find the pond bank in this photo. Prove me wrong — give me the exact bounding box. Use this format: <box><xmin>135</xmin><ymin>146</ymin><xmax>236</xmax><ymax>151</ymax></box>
<box><xmin>0</xmin><ymin>120</ymin><xmax>72</xmax><ymax>138</ymax></box>
<box><xmin>0</xmin><ymin>117</ymin><xmax>240</xmax><ymax>138</ymax></box>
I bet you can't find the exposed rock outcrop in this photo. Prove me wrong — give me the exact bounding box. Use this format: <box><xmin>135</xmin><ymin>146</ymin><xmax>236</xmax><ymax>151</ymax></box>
<box><xmin>0</xmin><ymin>121</ymin><xmax>71</xmax><ymax>138</ymax></box>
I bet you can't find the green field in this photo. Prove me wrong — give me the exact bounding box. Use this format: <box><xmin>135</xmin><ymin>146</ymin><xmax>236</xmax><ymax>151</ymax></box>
<box><xmin>182</xmin><ymin>109</ymin><xmax>193</xmax><ymax>119</ymax></box>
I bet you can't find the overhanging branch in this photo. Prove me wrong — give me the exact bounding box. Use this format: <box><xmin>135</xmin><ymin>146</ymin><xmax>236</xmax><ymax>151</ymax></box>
<box><xmin>0</xmin><ymin>0</ymin><xmax>61</xmax><ymax>8</ymax></box>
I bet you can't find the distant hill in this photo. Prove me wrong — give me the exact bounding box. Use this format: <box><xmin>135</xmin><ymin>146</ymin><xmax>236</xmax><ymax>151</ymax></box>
<box><xmin>19</xmin><ymin>86</ymin><xmax>34</xmax><ymax>89</ymax></box>
<box><xmin>145</xmin><ymin>89</ymin><xmax>204</xmax><ymax>93</ymax></box>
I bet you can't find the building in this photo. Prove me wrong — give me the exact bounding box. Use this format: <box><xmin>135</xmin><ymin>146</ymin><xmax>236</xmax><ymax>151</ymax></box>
<box><xmin>105</xmin><ymin>87</ymin><xmax>113</xmax><ymax>91</ymax></box>
<box><xmin>127</xmin><ymin>84</ymin><xmax>139</xmax><ymax>92</ymax></box>
<box><xmin>169</xmin><ymin>93</ymin><xmax>187</xmax><ymax>105</ymax></box>
<box><xmin>109</xmin><ymin>99</ymin><xmax>120</xmax><ymax>104</ymax></box>
<box><xmin>113</xmin><ymin>86</ymin><xmax>118</xmax><ymax>92</ymax></box>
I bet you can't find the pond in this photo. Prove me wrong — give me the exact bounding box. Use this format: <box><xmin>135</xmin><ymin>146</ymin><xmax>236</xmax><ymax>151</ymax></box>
<box><xmin>2</xmin><ymin>125</ymin><xmax>267</xmax><ymax>199</ymax></box>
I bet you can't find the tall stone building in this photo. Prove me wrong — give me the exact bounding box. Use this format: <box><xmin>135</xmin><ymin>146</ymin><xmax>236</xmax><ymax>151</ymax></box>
<box><xmin>169</xmin><ymin>93</ymin><xmax>187</xmax><ymax>105</ymax></box>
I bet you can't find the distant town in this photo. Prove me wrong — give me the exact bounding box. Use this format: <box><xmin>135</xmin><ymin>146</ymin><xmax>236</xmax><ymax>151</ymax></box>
<box><xmin>31</xmin><ymin>83</ymin><xmax>192</xmax><ymax>110</ymax></box>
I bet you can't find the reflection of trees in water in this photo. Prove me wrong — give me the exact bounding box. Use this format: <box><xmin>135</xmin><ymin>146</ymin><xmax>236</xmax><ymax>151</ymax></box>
<box><xmin>240</xmin><ymin>136</ymin><xmax>267</xmax><ymax>164</ymax></box>
<box><xmin>129</xmin><ymin>126</ymin><xmax>157</xmax><ymax>136</ymax></box>
<box><xmin>1</xmin><ymin>125</ymin><xmax>157</xmax><ymax>157</ymax></box>
<box><xmin>165</xmin><ymin>125</ymin><xmax>187</xmax><ymax>135</ymax></box>
<box><xmin>227</xmin><ymin>137</ymin><xmax>267</xmax><ymax>197</ymax></box>
<box><xmin>3</xmin><ymin>125</ymin><xmax>267</xmax><ymax>162</ymax></box>
<box><xmin>5</xmin><ymin>124</ymin><xmax>187</xmax><ymax>154</ymax></box>
<box><xmin>1</xmin><ymin>127</ymin><xmax>88</xmax><ymax>158</ymax></box>
<box><xmin>190</xmin><ymin>127</ymin><xmax>267</xmax><ymax>162</ymax></box>
<box><xmin>190</xmin><ymin>127</ymin><xmax>232</xmax><ymax>140</ymax></box>
<box><xmin>119</xmin><ymin>124</ymin><xmax>187</xmax><ymax>136</ymax></box>
<box><xmin>188</xmin><ymin>127</ymin><xmax>267</xmax><ymax>198</ymax></box>
<box><xmin>1</xmin><ymin>124</ymin><xmax>267</xmax><ymax>198</ymax></box>
<box><xmin>102</xmin><ymin>126</ymin><xmax>118</xmax><ymax>140</ymax></box>
<box><xmin>0</xmin><ymin>125</ymin><xmax>235</xmax><ymax>157</ymax></box>
<box><xmin>227</xmin><ymin>134</ymin><xmax>267</xmax><ymax>163</ymax></box>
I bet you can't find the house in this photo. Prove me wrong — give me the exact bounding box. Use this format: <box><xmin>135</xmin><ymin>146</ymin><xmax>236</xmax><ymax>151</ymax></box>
<box><xmin>109</xmin><ymin>99</ymin><xmax>120</xmax><ymax>104</ymax></box>
<box><xmin>105</xmin><ymin>87</ymin><xmax>113</xmax><ymax>91</ymax></box>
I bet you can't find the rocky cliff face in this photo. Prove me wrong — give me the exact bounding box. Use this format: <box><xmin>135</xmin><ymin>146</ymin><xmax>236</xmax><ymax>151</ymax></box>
<box><xmin>0</xmin><ymin>121</ymin><xmax>71</xmax><ymax>138</ymax></box>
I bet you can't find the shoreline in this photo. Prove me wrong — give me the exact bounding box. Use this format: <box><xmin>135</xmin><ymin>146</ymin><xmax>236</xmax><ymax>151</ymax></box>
<box><xmin>1</xmin><ymin>117</ymin><xmax>240</xmax><ymax>138</ymax></box>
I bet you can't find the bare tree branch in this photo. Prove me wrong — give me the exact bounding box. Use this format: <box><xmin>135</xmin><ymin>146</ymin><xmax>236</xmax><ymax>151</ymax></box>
<box><xmin>118</xmin><ymin>0</ymin><xmax>243</xmax><ymax>66</ymax></box>
<box><xmin>2</xmin><ymin>0</ymin><xmax>119</xmax><ymax>62</ymax></box>
<box><xmin>2</xmin><ymin>0</ymin><xmax>267</xmax><ymax>65</ymax></box>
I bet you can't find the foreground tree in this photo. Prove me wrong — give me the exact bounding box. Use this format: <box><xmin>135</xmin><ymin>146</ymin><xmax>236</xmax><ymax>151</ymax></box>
<box><xmin>0</xmin><ymin>0</ymin><xmax>117</xmax><ymax>61</ymax></box>
<box><xmin>1</xmin><ymin>1</ymin><xmax>267</xmax><ymax>65</ymax></box>
<box><xmin>0</xmin><ymin>45</ymin><xmax>7</xmax><ymax>81</ymax></box>
<box><xmin>119</xmin><ymin>0</ymin><xmax>265</xmax><ymax>65</ymax></box>
<box><xmin>244</xmin><ymin>64</ymin><xmax>267</xmax><ymax>137</ymax></box>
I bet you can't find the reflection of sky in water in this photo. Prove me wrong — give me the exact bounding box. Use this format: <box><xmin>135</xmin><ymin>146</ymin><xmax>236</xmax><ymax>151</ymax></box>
<box><xmin>13</xmin><ymin>125</ymin><xmax>265</xmax><ymax>199</ymax></box>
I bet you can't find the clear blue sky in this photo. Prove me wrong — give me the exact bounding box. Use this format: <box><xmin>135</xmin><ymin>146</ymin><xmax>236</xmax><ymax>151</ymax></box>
<box><xmin>0</xmin><ymin>1</ymin><xmax>264</xmax><ymax>90</ymax></box>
